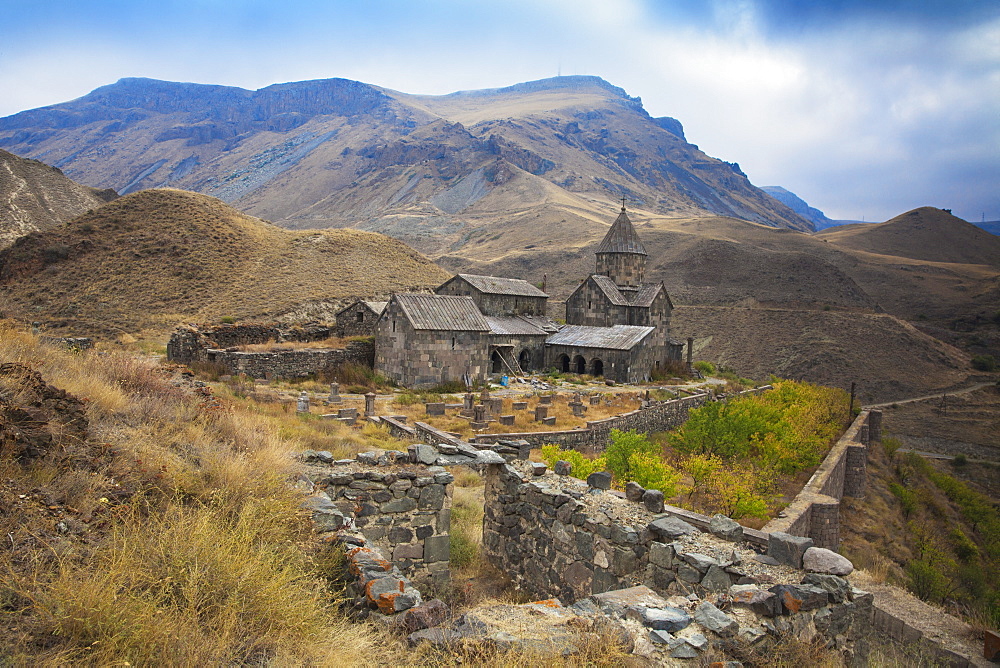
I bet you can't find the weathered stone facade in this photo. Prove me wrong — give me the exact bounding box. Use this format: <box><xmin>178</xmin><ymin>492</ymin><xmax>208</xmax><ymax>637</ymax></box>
<box><xmin>375</xmin><ymin>295</ymin><xmax>490</xmax><ymax>388</ymax></box>
<box><xmin>435</xmin><ymin>274</ymin><xmax>548</xmax><ymax>316</ymax></box>
<box><xmin>335</xmin><ymin>300</ymin><xmax>387</xmax><ymax>338</ymax></box>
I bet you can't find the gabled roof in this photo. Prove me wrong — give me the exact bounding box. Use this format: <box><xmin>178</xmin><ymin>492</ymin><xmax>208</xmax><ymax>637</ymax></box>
<box><xmin>335</xmin><ymin>299</ymin><xmax>388</xmax><ymax>317</ymax></box>
<box><xmin>393</xmin><ymin>294</ymin><xmax>490</xmax><ymax>332</ymax></box>
<box><xmin>546</xmin><ymin>324</ymin><xmax>654</xmax><ymax>350</ymax></box>
<box><xmin>595</xmin><ymin>207</ymin><xmax>647</xmax><ymax>256</ymax></box>
<box><xmin>633</xmin><ymin>283</ymin><xmax>670</xmax><ymax>308</ymax></box>
<box><xmin>445</xmin><ymin>274</ymin><xmax>548</xmax><ymax>297</ymax></box>
<box><xmin>590</xmin><ymin>274</ymin><xmax>631</xmax><ymax>306</ymax></box>
<box><xmin>485</xmin><ymin>316</ymin><xmax>548</xmax><ymax>337</ymax></box>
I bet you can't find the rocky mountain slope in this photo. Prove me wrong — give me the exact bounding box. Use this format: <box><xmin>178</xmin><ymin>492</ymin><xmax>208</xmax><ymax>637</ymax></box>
<box><xmin>0</xmin><ymin>75</ymin><xmax>812</xmax><ymax>262</ymax></box>
<box><xmin>0</xmin><ymin>189</ymin><xmax>450</xmax><ymax>338</ymax></box>
<box><xmin>760</xmin><ymin>186</ymin><xmax>834</xmax><ymax>229</ymax></box>
<box><xmin>0</xmin><ymin>149</ymin><xmax>116</xmax><ymax>248</ymax></box>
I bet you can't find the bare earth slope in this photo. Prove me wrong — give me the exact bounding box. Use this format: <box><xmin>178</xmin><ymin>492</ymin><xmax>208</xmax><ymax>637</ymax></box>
<box><xmin>0</xmin><ymin>75</ymin><xmax>812</xmax><ymax>263</ymax></box>
<box><xmin>0</xmin><ymin>149</ymin><xmax>116</xmax><ymax>248</ymax></box>
<box><xmin>0</xmin><ymin>189</ymin><xmax>450</xmax><ymax>339</ymax></box>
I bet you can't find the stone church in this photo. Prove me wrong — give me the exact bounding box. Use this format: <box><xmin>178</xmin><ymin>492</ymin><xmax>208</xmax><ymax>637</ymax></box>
<box><xmin>375</xmin><ymin>206</ymin><xmax>684</xmax><ymax>387</ymax></box>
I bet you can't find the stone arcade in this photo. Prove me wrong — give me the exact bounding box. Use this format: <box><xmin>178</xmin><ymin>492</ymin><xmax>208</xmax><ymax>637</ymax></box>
<box><xmin>376</xmin><ymin>206</ymin><xmax>685</xmax><ymax>387</ymax></box>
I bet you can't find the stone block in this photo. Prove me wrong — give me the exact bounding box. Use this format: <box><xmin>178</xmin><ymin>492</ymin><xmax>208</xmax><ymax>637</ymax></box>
<box><xmin>425</xmin><ymin>402</ymin><xmax>446</xmax><ymax>416</ymax></box>
<box><xmin>400</xmin><ymin>599</ymin><xmax>450</xmax><ymax>633</ymax></box>
<box><xmin>541</xmin><ymin>416</ymin><xmax>556</xmax><ymax>426</ymax></box>
<box><xmin>554</xmin><ymin>460</ymin><xmax>572</xmax><ymax>476</ymax></box>
<box><xmin>393</xmin><ymin>543</ymin><xmax>424</xmax><ymax>560</ymax></box>
<box><xmin>767</xmin><ymin>531</ymin><xmax>814</xmax><ymax>569</ymax></box>
<box><xmin>512</xmin><ymin>401</ymin><xmax>528</xmax><ymax>410</ymax></box>
<box><xmin>381</xmin><ymin>497</ymin><xmax>417</xmax><ymax>513</ymax></box>
<box><xmin>641</xmin><ymin>607</ymin><xmax>692</xmax><ymax>632</ymax></box>
<box><xmin>769</xmin><ymin>584</ymin><xmax>829</xmax><ymax>614</ymax></box>
<box><xmin>693</xmin><ymin>602</ymin><xmax>738</xmax><ymax>637</ymax></box>
<box><xmin>587</xmin><ymin>470</ymin><xmax>612</xmax><ymax>490</ymax></box>
<box><xmin>648</xmin><ymin>515</ymin><xmax>697</xmax><ymax>540</ymax></box>
<box><xmin>649</xmin><ymin>541</ymin><xmax>674</xmax><ymax>568</ymax></box>
<box><xmin>700</xmin><ymin>564</ymin><xmax>733</xmax><ymax>592</ymax></box>
<box><xmin>499</xmin><ymin>414</ymin><xmax>515</xmax><ymax>425</ymax></box>
<box><xmin>709</xmin><ymin>514</ymin><xmax>744</xmax><ymax>542</ymax></box>
<box><xmin>642</xmin><ymin>489</ymin><xmax>665</xmax><ymax>513</ymax></box>
<box><xmin>801</xmin><ymin>573</ymin><xmax>851</xmax><ymax>603</ymax></box>
<box><xmin>625</xmin><ymin>481</ymin><xmax>645</xmax><ymax>502</ymax></box>
<box><xmin>530</xmin><ymin>462</ymin><xmax>547</xmax><ymax>476</ymax></box>
<box><xmin>423</xmin><ymin>535</ymin><xmax>450</xmax><ymax>563</ymax></box>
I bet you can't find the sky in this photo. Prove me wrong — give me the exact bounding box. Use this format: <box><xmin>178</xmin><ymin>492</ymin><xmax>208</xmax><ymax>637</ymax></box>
<box><xmin>1</xmin><ymin>0</ymin><xmax>998</xmax><ymax>223</ymax></box>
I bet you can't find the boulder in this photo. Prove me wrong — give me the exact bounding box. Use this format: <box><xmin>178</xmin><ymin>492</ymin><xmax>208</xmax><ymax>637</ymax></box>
<box><xmin>642</xmin><ymin>489</ymin><xmax>665</xmax><ymax>513</ymax></box>
<box><xmin>802</xmin><ymin>546</ymin><xmax>854</xmax><ymax>576</ymax></box>
<box><xmin>692</xmin><ymin>601</ymin><xmax>738</xmax><ymax>637</ymax></box>
<box><xmin>587</xmin><ymin>470</ymin><xmax>612</xmax><ymax>490</ymax></box>
<box><xmin>625</xmin><ymin>481</ymin><xmax>645</xmax><ymax>502</ymax></box>
<box><xmin>767</xmin><ymin>531</ymin><xmax>814</xmax><ymax>569</ymax></box>
<box><xmin>641</xmin><ymin>606</ymin><xmax>692</xmax><ymax>632</ymax></box>
<box><xmin>648</xmin><ymin>516</ymin><xmax>697</xmax><ymax>540</ymax></box>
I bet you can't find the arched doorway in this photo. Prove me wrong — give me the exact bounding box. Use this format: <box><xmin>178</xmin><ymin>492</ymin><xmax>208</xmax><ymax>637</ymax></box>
<box><xmin>591</xmin><ymin>359</ymin><xmax>604</xmax><ymax>377</ymax></box>
<box><xmin>491</xmin><ymin>350</ymin><xmax>503</xmax><ymax>374</ymax></box>
<box><xmin>558</xmin><ymin>354</ymin><xmax>570</xmax><ymax>372</ymax></box>
<box><xmin>573</xmin><ymin>355</ymin><xmax>586</xmax><ymax>374</ymax></box>
<box><xmin>518</xmin><ymin>349</ymin><xmax>531</xmax><ymax>371</ymax></box>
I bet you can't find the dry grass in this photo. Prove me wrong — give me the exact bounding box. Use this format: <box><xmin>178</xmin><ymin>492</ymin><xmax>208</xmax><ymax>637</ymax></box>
<box><xmin>0</xmin><ymin>188</ymin><xmax>449</xmax><ymax>341</ymax></box>
<box><xmin>0</xmin><ymin>320</ymin><xmax>381</xmax><ymax>664</ymax></box>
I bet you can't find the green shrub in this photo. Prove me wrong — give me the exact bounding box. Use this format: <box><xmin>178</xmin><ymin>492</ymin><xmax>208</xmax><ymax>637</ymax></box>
<box><xmin>951</xmin><ymin>453</ymin><xmax>968</xmax><ymax>468</ymax></box>
<box><xmin>220</xmin><ymin>316</ymin><xmax>236</xmax><ymax>324</ymax></box>
<box><xmin>627</xmin><ymin>451</ymin><xmax>682</xmax><ymax>497</ymax></box>
<box><xmin>971</xmin><ymin>354</ymin><xmax>997</xmax><ymax>372</ymax></box>
<box><xmin>905</xmin><ymin>559</ymin><xmax>949</xmax><ymax>602</ymax></box>
<box><xmin>950</xmin><ymin>528</ymin><xmax>979</xmax><ymax>562</ymax></box>
<box><xmin>889</xmin><ymin>482</ymin><xmax>918</xmax><ymax>518</ymax></box>
<box><xmin>605</xmin><ymin>429</ymin><xmax>660</xmax><ymax>482</ymax></box>
<box><xmin>539</xmin><ymin>445</ymin><xmax>606</xmax><ymax>480</ymax></box>
<box><xmin>882</xmin><ymin>436</ymin><xmax>902</xmax><ymax>458</ymax></box>
<box><xmin>693</xmin><ymin>360</ymin><xmax>716</xmax><ymax>376</ymax></box>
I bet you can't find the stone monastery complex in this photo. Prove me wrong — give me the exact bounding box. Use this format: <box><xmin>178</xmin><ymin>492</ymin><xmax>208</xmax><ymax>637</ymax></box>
<box><xmin>375</xmin><ymin>206</ymin><xmax>685</xmax><ymax>387</ymax></box>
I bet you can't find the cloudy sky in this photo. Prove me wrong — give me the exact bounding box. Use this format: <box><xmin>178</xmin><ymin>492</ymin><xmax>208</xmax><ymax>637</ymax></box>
<box><xmin>1</xmin><ymin>0</ymin><xmax>997</xmax><ymax>222</ymax></box>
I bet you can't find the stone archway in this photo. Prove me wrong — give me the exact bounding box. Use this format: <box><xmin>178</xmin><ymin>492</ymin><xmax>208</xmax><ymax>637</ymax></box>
<box><xmin>591</xmin><ymin>359</ymin><xmax>604</xmax><ymax>377</ymax></box>
<box><xmin>491</xmin><ymin>350</ymin><xmax>503</xmax><ymax>374</ymax></box>
<box><xmin>518</xmin><ymin>349</ymin><xmax>531</xmax><ymax>372</ymax></box>
<box><xmin>558</xmin><ymin>354</ymin><xmax>570</xmax><ymax>373</ymax></box>
<box><xmin>573</xmin><ymin>355</ymin><xmax>586</xmax><ymax>374</ymax></box>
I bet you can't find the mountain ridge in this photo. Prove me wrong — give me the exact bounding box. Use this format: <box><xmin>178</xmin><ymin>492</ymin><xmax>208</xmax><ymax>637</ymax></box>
<box><xmin>0</xmin><ymin>75</ymin><xmax>814</xmax><ymax>250</ymax></box>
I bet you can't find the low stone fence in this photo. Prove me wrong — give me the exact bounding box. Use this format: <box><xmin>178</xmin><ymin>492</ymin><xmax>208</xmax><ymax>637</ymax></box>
<box><xmin>200</xmin><ymin>341</ymin><xmax>374</xmax><ymax>379</ymax></box>
<box><xmin>471</xmin><ymin>386</ymin><xmax>771</xmax><ymax>452</ymax></box>
<box><xmin>482</xmin><ymin>460</ymin><xmax>874</xmax><ymax>652</ymax></box>
<box><xmin>761</xmin><ymin>409</ymin><xmax>881</xmax><ymax>550</ymax></box>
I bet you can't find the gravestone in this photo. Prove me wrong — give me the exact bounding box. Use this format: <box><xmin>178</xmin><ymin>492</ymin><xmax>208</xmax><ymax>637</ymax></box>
<box><xmin>534</xmin><ymin>405</ymin><xmax>549</xmax><ymax>421</ymax></box>
<box><xmin>364</xmin><ymin>392</ymin><xmax>376</xmax><ymax>417</ymax></box>
<box><xmin>499</xmin><ymin>415</ymin><xmax>515</xmax><ymax>426</ymax></box>
<box><xmin>327</xmin><ymin>382</ymin><xmax>342</xmax><ymax>404</ymax></box>
<box><xmin>512</xmin><ymin>401</ymin><xmax>528</xmax><ymax>411</ymax></box>
<box><xmin>473</xmin><ymin>404</ymin><xmax>487</xmax><ymax>422</ymax></box>
<box><xmin>425</xmin><ymin>402</ymin><xmax>446</xmax><ymax>416</ymax></box>
<box><xmin>296</xmin><ymin>391</ymin><xmax>310</xmax><ymax>413</ymax></box>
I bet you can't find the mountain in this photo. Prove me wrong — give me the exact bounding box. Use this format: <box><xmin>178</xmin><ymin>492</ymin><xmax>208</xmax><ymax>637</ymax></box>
<box><xmin>760</xmin><ymin>186</ymin><xmax>834</xmax><ymax>229</ymax></box>
<box><xmin>0</xmin><ymin>75</ymin><xmax>813</xmax><ymax>261</ymax></box>
<box><xmin>0</xmin><ymin>149</ymin><xmax>116</xmax><ymax>248</ymax></box>
<box><xmin>0</xmin><ymin>189</ymin><xmax>450</xmax><ymax>338</ymax></box>
<box><xmin>816</xmin><ymin>207</ymin><xmax>1000</xmax><ymax>267</ymax></box>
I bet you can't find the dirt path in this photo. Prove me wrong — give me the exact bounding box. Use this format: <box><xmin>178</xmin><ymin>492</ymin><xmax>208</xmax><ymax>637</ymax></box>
<box><xmin>863</xmin><ymin>382</ymin><xmax>995</xmax><ymax>409</ymax></box>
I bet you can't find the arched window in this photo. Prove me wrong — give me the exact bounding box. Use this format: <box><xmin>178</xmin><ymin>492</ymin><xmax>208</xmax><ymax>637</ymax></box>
<box><xmin>518</xmin><ymin>349</ymin><xmax>531</xmax><ymax>371</ymax></box>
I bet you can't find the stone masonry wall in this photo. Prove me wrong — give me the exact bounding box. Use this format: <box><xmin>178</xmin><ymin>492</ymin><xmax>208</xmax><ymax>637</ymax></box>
<box><xmin>203</xmin><ymin>340</ymin><xmax>374</xmax><ymax>379</ymax></box>
<box><xmin>481</xmin><ymin>460</ymin><xmax>875</xmax><ymax>649</ymax></box>
<box><xmin>300</xmin><ymin>450</ymin><xmax>453</xmax><ymax>590</ymax></box>
<box><xmin>762</xmin><ymin>410</ymin><xmax>881</xmax><ymax>550</ymax></box>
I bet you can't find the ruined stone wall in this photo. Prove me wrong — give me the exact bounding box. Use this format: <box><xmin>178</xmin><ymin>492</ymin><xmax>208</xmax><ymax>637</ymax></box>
<box><xmin>762</xmin><ymin>410</ymin><xmax>881</xmax><ymax>550</ymax></box>
<box><xmin>481</xmin><ymin>461</ymin><xmax>874</xmax><ymax>647</ymax></box>
<box><xmin>198</xmin><ymin>340</ymin><xmax>374</xmax><ymax>379</ymax></box>
<box><xmin>301</xmin><ymin>452</ymin><xmax>453</xmax><ymax>590</ymax></box>
<box><xmin>166</xmin><ymin>323</ymin><xmax>334</xmax><ymax>365</ymax></box>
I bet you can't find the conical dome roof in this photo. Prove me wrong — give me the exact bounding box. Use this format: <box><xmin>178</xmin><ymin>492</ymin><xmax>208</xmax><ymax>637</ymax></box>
<box><xmin>596</xmin><ymin>207</ymin><xmax>647</xmax><ymax>255</ymax></box>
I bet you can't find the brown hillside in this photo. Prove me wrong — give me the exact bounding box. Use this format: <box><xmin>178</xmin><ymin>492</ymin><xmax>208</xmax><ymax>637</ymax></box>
<box><xmin>0</xmin><ymin>189</ymin><xmax>449</xmax><ymax>339</ymax></box>
<box><xmin>0</xmin><ymin>149</ymin><xmax>116</xmax><ymax>248</ymax></box>
<box><xmin>817</xmin><ymin>207</ymin><xmax>1000</xmax><ymax>267</ymax></box>
<box><xmin>673</xmin><ymin>306</ymin><xmax>971</xmax><ymax>404</ymax></box>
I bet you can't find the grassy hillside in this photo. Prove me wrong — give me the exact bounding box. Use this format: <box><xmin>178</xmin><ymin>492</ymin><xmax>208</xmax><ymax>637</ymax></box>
<box><xmin>0</xmin><ymin>148</ymin><xmax>116</xmax><ymax>248</ymax></box>
<box><xmin>0</xmin><ymin>188</ymin><xmax>450</xmax><ymax>340</ymax></box>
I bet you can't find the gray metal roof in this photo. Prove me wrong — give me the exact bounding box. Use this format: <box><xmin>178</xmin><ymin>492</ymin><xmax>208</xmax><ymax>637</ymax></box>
<box><xmin>485</xmin><ymin>316</ymin><xmax>548</xmax><ymax>336</ymax></box>
<box><xmin>632</xmin><ymin>284</ymin><xmax>662</xmax><ymax>308</ymax></box>
<box><xmin>394</xmin><ymin>294</ymin><xmax>490</xmax><ymax>332</ymax></box>
<box><xmin>518</xmin><ymin>315</ymin><xmax>563</xmax><ymax>333</ymax></box>
<box><xmin>451</xmin><ymin>274</ymin><xmax>548</xmax><ymax>297</ymax></box>
<box><xmin>595</xmin><ymin>207</ymin><xmax>647</xmax><ymax>256</ymax></box>
<box><xmin>546</xmin><ymin>324</ymin><xmax>654</xmax><ymax>350</ymax></box>
<box><xmin>590</xmin><ymin>274</ymin><xmax>630</xmax><ymax>306</ymax></box>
